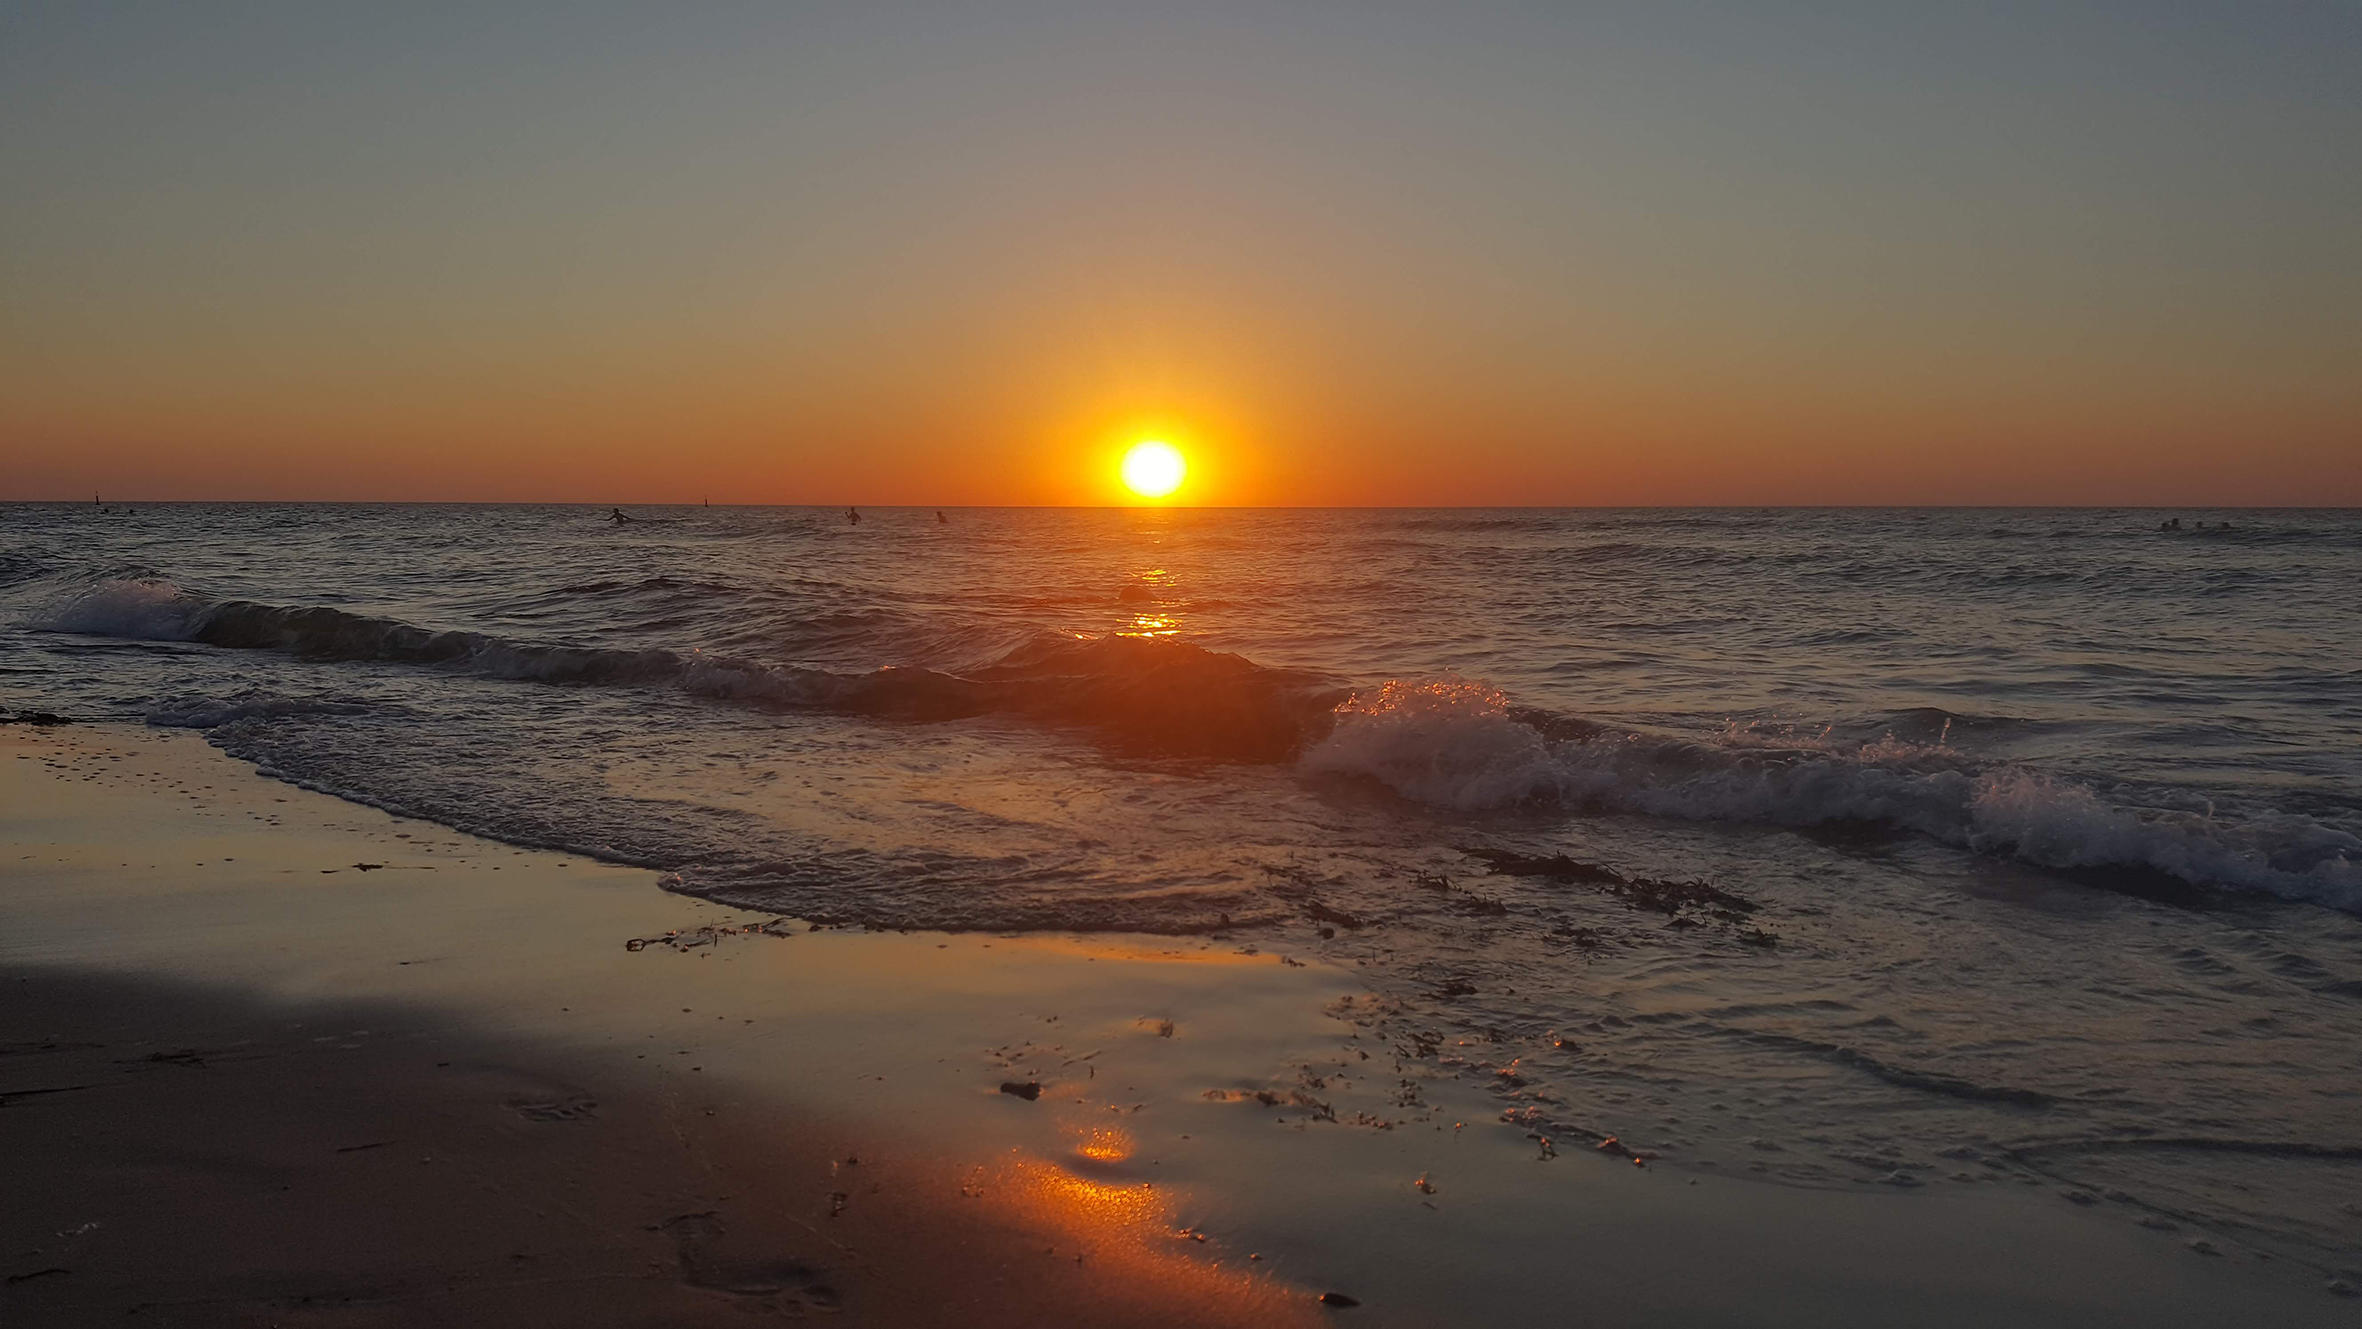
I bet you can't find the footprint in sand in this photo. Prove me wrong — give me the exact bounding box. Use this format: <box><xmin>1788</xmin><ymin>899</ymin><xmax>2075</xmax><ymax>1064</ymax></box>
<box><xmin>658</xmin><ymin>1210</ymin><xmax>842</xmax><ymax>1311</ymax></box>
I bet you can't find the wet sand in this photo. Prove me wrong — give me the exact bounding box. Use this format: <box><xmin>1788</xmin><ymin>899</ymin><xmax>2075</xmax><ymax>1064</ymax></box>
<box><xmin>3</xmin><ymin>724</ymin><xmax>2351</xmax><ymax>1325</ymax></box>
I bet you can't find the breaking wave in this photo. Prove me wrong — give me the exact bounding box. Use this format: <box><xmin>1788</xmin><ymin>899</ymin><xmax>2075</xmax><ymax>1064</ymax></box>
<box><xmin>25</xmin><ymin>574</ymin><xmax>207</xmax><ymax>640</ymax></box>
<box><xmin>1303</xmin><ymin>678</ymin><xmax>2362</xmax><ymax>911</ymax></box>
<box><xmin>27</xmin><ymin>575</ymin><xmax>2362</xmax><ymax>912</ymax></box>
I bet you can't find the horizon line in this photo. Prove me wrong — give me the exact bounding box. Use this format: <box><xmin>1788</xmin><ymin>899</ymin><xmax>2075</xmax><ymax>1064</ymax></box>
<box><xmin>5</xmin><ymin>498</ymin><xmax>2356</xmax><ymax>512</ymax></box>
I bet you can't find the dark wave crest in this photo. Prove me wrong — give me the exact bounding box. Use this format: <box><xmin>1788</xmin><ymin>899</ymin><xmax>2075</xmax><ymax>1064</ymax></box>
<box><xmin>35</xmin><ymin>578</ymin><xmax>1342</xmax><ymax>762</ymax></box>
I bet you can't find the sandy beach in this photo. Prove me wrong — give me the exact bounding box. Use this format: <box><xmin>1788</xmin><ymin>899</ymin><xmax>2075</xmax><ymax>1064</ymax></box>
<box><xmin>4</xmin><ymin>721</ymin><xmax>2351</xmax><ymax>1327</ymax></box>
<box><xmin>11</xmin><ymin>2</ymin><xmax>2361</xmax><ymax>1320</ymax></box>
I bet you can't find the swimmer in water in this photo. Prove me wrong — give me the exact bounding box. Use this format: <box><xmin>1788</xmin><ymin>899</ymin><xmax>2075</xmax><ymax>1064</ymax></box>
<box><xmin>936</xmin><ymin>510</ymin><xmax>947</xmax><ymax>524</ymax></box>
<box><xmin>848</xmin><ymin>506</ymin><xmax>860</xmax><ymax>525</ymax></box>
<box><xmin>608</xmin><ymin>507</ymin><xmax>630</xmax><ymax>523</ymax></box>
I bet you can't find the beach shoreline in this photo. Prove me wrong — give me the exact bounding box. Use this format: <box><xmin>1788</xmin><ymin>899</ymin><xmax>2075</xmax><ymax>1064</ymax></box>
<box><xmin>4</xmin><ymin>722</ymin><xmax>2353</xmax><ymax>1325</ymax></box>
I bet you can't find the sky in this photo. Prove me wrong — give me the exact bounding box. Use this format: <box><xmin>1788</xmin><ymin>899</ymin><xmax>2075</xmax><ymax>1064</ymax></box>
<box><xmin>3</xmin><ymin>1</ymin><xmax>2357</xmax><ymax>505</ymax></box>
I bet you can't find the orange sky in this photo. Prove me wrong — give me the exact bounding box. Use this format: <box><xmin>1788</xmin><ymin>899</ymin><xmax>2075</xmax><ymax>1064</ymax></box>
<box><xmin>3</xmin><ymin>5</ymin><xmax>2356</xmax><ymax>505</ymax></box>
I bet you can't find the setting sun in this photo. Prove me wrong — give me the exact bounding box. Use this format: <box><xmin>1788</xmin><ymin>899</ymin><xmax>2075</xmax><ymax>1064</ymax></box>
<box><xmin>1119</xmin><ymin>441</ymin><xmax>1187</xmax><ymax>499</ymax></box>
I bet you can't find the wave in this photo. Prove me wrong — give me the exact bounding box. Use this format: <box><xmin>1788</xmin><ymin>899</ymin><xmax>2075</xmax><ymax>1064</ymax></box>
<box><xmin>146</xmin><ymin>689</ymin><xmax>386</xmax><ymax>728</ymax></box>
<box><xmin>1302</xmin><ymin>678</ymin><xmax>2362</xmax><ymax>912</ymax></box>
<box><xmin>34</xmin><ymin>578</ymin><xmax>1341</xmax><ymax>763</ymax></box>
<box><xmin>30</xmin><ymin>577</ymin><xmax>2362</xmax><ymax>911</ymax></box>
<box><xmin>25</xmin><ymin>575</ymin><xmax>207</xmax><ymax>640</ymax></box>
<box><xmin>0</xmin><ymin>548</ymin><xmax>60</xmax><ymax>590</ymax></box>
<box><xmin>1394</xmin><ymin>515</ymin><xmax>1541</xmax><ymax>531</ymax></box>
<box><xmin>1733</xmin><ymin>1030</ymin><xmax>2058</xmax><ymax>1109</ymax></box>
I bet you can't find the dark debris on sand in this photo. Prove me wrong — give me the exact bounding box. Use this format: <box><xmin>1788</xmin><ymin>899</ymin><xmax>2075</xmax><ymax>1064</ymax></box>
<box><xmin>1262</xmin><ymin>862</ymin><xmax>1368</xmax><ymax>930</ymax></box>
<box><xmin>1464</xmin><ymin>849</ymin><xmax>1766</xmax><ymax>932</ymax></box>
<box><xmin>5</xmin><ymin>1267</ymin><xmax>71</xmax><ymax>1285</ymax></box>
<box><xmin>624</xmin><ymin>918</ymin><xmax>800</xmax><ymax>953</ymax></box>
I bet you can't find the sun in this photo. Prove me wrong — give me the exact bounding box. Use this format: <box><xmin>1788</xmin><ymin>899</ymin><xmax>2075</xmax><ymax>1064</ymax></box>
<box><xmin>1120</xmin><ymin>440</ymin><xmax>1187</xmax><ymax>499</ymax></box>
<box><xmin>1120</xmin><ymin>441</ymin><xmax>1186</xmax><ymax>498</ymax></box>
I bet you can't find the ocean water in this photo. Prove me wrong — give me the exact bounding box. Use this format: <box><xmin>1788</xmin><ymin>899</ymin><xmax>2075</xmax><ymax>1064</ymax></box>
<box><xmin>6</xmin><ymin>503</ymin><xmax>2362</xmax><ymax>1265</ymax></box>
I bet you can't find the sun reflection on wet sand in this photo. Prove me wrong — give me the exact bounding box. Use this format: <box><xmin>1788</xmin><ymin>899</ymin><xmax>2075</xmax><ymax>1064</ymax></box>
<box><xmin>899</xmin><ymin>1115</ymin><xmax>1314</xmax><ymax>1325</ymax></box>
<box><xmin>973</xmin><ymin>1144</ymin><xmax>1318</xmax><ymax>1325</ymax></box>
<box><xmin>1073</xmin><ymin>1123</ymin><xmax>1137</xmax><ymax>1166</ymax></box>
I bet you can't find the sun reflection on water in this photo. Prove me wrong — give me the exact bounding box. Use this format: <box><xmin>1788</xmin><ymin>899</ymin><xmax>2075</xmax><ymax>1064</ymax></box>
<box><xmin>1115</xmin><ymin>567</ymin><xmax>1186</xmax><ymax>638</ymax></box>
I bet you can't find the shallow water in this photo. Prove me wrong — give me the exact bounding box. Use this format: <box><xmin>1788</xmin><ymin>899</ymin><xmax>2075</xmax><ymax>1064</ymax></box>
<box><xmin>6</xmin><ymin>502</ymin><xmax>2361</xmax><ymax>1266</ymax></box>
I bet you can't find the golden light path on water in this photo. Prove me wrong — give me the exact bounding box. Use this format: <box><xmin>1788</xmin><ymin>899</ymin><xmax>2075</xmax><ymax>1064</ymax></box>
<box><xmin>1119</xmin><ymin>566</ymin><xmax>1182</xmax><ymax>637</ymax></box>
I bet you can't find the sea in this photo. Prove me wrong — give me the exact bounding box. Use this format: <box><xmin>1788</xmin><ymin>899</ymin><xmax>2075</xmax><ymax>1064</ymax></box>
<box><xmin>5</xmin><ymin>503</ymin><xmax>2360</xmax><ymax>1267</ymax></box>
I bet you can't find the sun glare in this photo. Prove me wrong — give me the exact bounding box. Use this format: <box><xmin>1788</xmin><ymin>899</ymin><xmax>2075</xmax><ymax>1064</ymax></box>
<box><xmin>1120</xmin><ymin>441</ymin><xmax>1186</xmax><ymax>500</ymax></box>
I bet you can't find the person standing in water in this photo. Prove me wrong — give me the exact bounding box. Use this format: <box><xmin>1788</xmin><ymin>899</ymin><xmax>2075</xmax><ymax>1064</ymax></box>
<box><xmin>847</xmin><ymin>506</ymin><xmax>860</xmax><ymax>525</ymax></box>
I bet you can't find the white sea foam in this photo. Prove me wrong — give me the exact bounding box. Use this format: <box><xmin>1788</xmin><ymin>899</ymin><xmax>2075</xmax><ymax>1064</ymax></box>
<box><xmin>1304</xmin><ymin>678</ymin><xmax>2362</xmax><ymax>910</ymax></box>
<box><xmin>27</xmin><ymin>577</ymin><xmax>205</xmax><ymax>640</ymax></box>
<box><xmin>1964</xmin><ymin>768</ymin><xmax>2362</xmax><ymax>905</ymax></box>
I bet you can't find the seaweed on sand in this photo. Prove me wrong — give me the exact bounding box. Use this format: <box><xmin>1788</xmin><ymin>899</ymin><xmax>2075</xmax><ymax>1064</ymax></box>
<box><xmin>1463</xmin><ymin>849</ymin><xmax>1758</xmax><ymax>924</ymax></box>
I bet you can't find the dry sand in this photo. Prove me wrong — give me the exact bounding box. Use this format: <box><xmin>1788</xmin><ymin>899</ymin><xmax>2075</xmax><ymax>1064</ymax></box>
<box><xmin>4</xmin><ymin>724</ymin><xmax>2351</xmax><ymax>1325</ymax></box>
